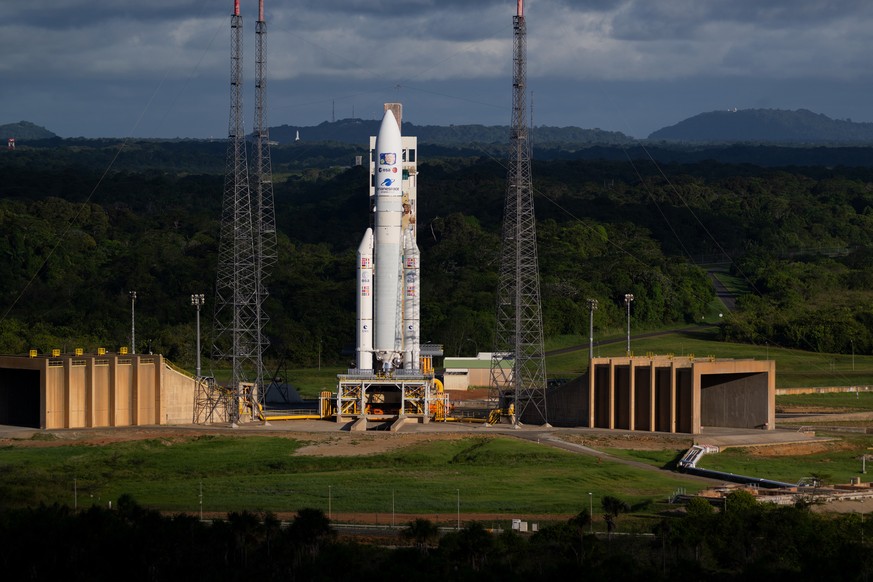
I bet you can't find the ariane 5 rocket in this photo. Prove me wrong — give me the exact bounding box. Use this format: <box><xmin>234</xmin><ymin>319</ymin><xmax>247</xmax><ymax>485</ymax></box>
<box><xmin>356</xmin><ymin>107</ymin><xmax>420</xmax><ymax>373</ymax></box>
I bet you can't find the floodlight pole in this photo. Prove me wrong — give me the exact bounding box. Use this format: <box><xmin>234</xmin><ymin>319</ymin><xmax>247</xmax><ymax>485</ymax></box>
<box><xmin>191</xmin><ymin>294</ymin><xmax>205</xmax><ymax>378</ymax></box>
<box><xmin>130</xmin><ymin>290</ymin><xmax>137</xmax><ymax>354</ymax></box>
<box><xmin>624</xmin><ymin>294</ymin><xmax>634</xmax><ymax>356</ymax></box>
<box><xmin>587</xmin><ymin>299</ymin><xmax>598</xmax><ymax>360</ymax></box>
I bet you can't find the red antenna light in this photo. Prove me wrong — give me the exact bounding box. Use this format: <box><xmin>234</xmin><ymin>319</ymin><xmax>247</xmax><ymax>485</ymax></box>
<box><xmin>517</xmin><ymin>0</ymin><xmax>523</xmax><ymax>17</ymax></box>
<box><xmin>259</xmin><ymin>0</ymin><xmax>264</xmax><ymax>22</ymax></box>
<box><xmin>234</xmin><ymin>0</ymin><xmax>240</xmax><ymax>16</ymax></box>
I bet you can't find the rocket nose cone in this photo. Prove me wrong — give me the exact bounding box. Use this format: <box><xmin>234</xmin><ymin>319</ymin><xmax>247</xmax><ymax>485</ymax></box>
<box><xmin>378</xmin><ymin>110</ymin><xmax>401</xmax><ymax>140</ymax></box>
<box><xmin>358</xmin><ymin>228</ymin><xmax>374</xmax><ymax>253</ymax></box>
<box><xmin>382</xmin><ymin>108</ymin><xmax>397</xmax><ymax>125</ymax></box>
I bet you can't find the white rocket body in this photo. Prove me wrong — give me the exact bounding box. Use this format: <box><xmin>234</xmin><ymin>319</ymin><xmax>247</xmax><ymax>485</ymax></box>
<box><xmin>373</xmin><ymin>110</ymin><xmax>404</xmax><ymax>370</ymax></box>
<box><xmin>354</xmin><ymin>107</ymin><xmax>421</xmax><ymax>373</ymax></box>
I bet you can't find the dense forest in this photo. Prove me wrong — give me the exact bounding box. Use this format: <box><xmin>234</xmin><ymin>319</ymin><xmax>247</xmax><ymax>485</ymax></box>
<box><xmin>2</xmin><ymin>139</ymin><xmax>873</xmax><ymax>370</ymax></box>
<box><xmin>2</xmin><ymin>492</ymin><xmax>871</xmax><ymax>580</ymax></box>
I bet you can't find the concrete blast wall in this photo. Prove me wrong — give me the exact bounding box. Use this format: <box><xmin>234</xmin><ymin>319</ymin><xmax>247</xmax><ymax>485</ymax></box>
<box><xmin>544</xmin><ymin>356</ymin><xmax>774</xmax><ymax>435</ymax></box>
<box><xmin>0</xmin><ymin>354</ymin><xmax>196</xmax><ymax>429</ymax></box>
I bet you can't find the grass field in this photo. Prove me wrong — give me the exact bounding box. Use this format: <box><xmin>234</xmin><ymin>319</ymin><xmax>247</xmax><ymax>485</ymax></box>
<box><xmin>0</xmin><ymin>435</ymin><xmax>703</xmax><ymax>522</ymax></box>
<box><xmin>546</xmin><ymin>328</ymin><xmax>873</xmax><ymax>389</ymax></box>
<box><xmin>598</xmin><ymin>431</ymin><xmax>873</xmax><ymax>489</ymax></box>
<box><xmin>777</xmin><ymin>391</ymin><xmax>873</xmax><ymax>411</ymax></box>
<box><xmin>697</xmin><ymin>434</ymin><xmax>873</xmax><ymax>485</ymax></box>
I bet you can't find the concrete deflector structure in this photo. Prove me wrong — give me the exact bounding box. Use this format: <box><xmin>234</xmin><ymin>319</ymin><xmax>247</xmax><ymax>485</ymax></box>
<box><xmin>544</xmin><ymin>355</ymin><xmax>775</xmax><ymax>434</ymax></box>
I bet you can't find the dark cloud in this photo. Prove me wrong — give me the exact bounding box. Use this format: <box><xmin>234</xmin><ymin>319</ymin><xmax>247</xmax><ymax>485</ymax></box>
<box><xmin>610</xmin><ymin>0</ymin><xmax>873</xmax><ymax>41</ymax></box>
<box><xmin>3</xmin><ymin>0</ymin><xmax>873</xmax><ymax>137</ymax></box>
<box><xmin>8</xmin><ymin>1</ymin><xmax>209</xmax><ymax>29</ymax></box>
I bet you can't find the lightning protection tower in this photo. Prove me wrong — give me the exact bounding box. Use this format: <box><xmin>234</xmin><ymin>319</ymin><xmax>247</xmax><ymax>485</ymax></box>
<box><xmin>253</xmin><ymin>0</ymin><xmax>278</xmax><ymax>399</ymax></box>
<box><xmin>212</xmin><ymin>0</ymin><xmax>259</xmax><ymax>424</ymax></box>
<box><xmin>490</xmin><ymin>0</ymin><xmax>548</xmax><ymax>425</ymax></box>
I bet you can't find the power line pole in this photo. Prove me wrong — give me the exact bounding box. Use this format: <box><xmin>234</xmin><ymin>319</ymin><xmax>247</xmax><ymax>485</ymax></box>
<box><xmin>490</xmin><ymin>0</ymin><xmax>548</xmax><ymax>426</ymax></box>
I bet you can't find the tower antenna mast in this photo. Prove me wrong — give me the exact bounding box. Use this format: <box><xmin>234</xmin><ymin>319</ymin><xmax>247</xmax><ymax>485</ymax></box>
<box><xmin>212</xmin><ymin>0</ymin><xmax>259</xmax><ymax>424</ymax></box>
<box><xmin>490</xmin><ymin>0</ymin><xmax>548</xmax><ymax>425</ymax></box>
<box><xmin>253</xmin><ymin>0</ymin><xmax>278</xmax><ymax>403</ymax></box>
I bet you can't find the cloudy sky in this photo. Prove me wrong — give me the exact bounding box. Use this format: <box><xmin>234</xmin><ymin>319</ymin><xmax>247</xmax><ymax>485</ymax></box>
<box><xmin>4</xmin><ymin>0</ymin><xmax>873</xmax><ymax>139</ymax></box>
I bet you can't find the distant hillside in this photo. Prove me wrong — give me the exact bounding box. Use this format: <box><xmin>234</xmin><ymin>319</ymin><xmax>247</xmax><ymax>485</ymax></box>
<box><xmin>0</xmin><ymin>121</ymin><xmax>56</xmax><ymax>141</ymax></box>
<box><xmin>649</xmin><ymin>109</ymin><xmax>873</xmax><ymax>143</ymax></box>
<box><xmin>269</xmin><ymin>119</ymin><xmax>633</xmax><ymax>146</ymax></box>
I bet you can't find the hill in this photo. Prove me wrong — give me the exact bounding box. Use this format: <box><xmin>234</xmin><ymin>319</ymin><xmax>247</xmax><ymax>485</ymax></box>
<box><xmin>649</xmin><ymin>108</ymin><xmax>873</xmax><ymax>144</ymax></box>
<box><xmin>0</xmin><ymin>121</ymin><xmax>56</xmax><ymax>141</ymax></box>
<box><xmin>269</xmin><ymin>118</ymin><xmax>633</xmax><ymax>146</ymax></box>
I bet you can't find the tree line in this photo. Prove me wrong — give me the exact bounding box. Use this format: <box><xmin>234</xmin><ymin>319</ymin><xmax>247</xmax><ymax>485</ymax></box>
<box><xmin>3</xmin><ymin>143</ymin><xmax>873</xmax><ymax>368</ymax></box>
<box><xmin>1</xmin><ymin>491</ymin><xmax>871</xmax><ymax>580</ymax></box>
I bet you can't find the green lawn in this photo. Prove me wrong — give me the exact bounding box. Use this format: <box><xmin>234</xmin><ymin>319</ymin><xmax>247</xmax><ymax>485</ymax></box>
<box><xmin>697</xmin><ymin>434</ymin><xmax>873</xmax><ymax>485</ymax></box>
<box><xmin>545</xmin><ymin>329</ymin><xmax>873</xmax><ymax>389</ymax></box>
<box><xmin>777</xmin><ymin>391</ymin><xmax>873</xmax><ymax>411</ymax></box>
<box><xmin>0</xmin><ymin>435</ymin><xmax>703</xmax><ymax>518</ymax></box>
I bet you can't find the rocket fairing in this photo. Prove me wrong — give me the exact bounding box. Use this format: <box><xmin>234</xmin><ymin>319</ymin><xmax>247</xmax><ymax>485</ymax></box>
<box><xmin>372</xmin><ymin>109</ymin><xmax>404</xmax><ymax>370</ymax></box>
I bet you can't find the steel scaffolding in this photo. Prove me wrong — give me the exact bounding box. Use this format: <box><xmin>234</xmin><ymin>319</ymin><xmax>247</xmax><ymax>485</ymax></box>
<box><xmin>211</xmin><ymin>2</ymin><xmax>259</xmax><ymax>424</ymax></box>
<box><xmin>253</xmin><ymin>0</ymin><xmax>277</xmax><ymax>402</ymax></box>
<box><xmin>490</xmin><ymin>0</ymin><xmax>548</xmax><ymax>425</ymax></box>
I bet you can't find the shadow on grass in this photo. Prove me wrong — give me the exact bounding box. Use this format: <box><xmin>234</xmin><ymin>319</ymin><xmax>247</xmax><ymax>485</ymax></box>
<box><xmin>661</xmin><ymin>450</ymin><xmax>687</xmax><ymax>471</ymax></box>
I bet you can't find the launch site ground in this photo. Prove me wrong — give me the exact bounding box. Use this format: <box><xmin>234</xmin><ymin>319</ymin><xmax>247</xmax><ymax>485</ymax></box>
<box><xmin>4</xmin><ymin>403</ymin><xmax>873</xmax><ymax>524</ymax></box>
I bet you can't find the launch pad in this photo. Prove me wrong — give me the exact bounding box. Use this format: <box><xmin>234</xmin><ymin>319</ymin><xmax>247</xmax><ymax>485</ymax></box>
<box><xmin>335</xmin><ymin>365</ymin><xmax>445</xmax><ymax>424</ymax></box>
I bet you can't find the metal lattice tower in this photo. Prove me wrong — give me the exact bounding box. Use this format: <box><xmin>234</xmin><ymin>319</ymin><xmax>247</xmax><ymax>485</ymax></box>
<box><xmin>490</xmin><ymin>0</ymin><xmax>548</xmax><ymax>425</ymax></box>
<box><xmin>212</xmin><ymin>0</ymin><xmax>259</xmax><ymax>424</ymax></box>
<box><xmin>253</xmin><ymin>0</ymin><xmax>277</xmax><ymax>399</ymax></box>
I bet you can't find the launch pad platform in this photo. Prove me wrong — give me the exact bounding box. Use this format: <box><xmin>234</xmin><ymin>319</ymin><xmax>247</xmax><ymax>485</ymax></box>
<box><xmin>335</xmin><ymin>370</ymin><xmax>446</xmax><ymax>423</ymax></box>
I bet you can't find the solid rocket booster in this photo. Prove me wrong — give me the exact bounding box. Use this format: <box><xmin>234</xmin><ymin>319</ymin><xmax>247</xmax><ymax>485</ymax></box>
<box><xmin>402</xmin><ymin>230</ymin><xmax>420</xmax><ymax>370</ymax></box>
<box><xmin>357</xmin><ymin>228</ymin><xmax>374</xmax><ymax>370</ymax></box>
<box><xmin>373</xmin><ymin>110</ymin><xmax>404</xmax><ymax>369</ymax></box>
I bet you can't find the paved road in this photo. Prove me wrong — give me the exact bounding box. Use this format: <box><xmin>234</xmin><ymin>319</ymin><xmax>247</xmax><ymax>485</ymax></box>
<box><xmin>497</xmin><ymin>425</ymin><xmax>832</xmax><ymax>486</ymax></box>
<box><xmin>501</xmin><ymin>428</ymin><xmax>724</xmax><ymax>485</ymax></box>
<box><xmin>707</xmin><ymin>271</ymin><xmax>737</xmax><ymax>311</ymax></box>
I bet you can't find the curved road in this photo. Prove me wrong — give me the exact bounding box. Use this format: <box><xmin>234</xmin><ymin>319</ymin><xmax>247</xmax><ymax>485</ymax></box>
<box><xmin>497</xmin><ymin>428</ymin><xmax>726</xmax><ymax>485</ymax></box>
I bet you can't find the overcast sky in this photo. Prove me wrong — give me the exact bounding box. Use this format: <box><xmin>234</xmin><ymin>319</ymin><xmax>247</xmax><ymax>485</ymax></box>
<box><xmin>4</xmin><ymin>0</ymin><xmax>873</xmax><ymax>139</ymax></box>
